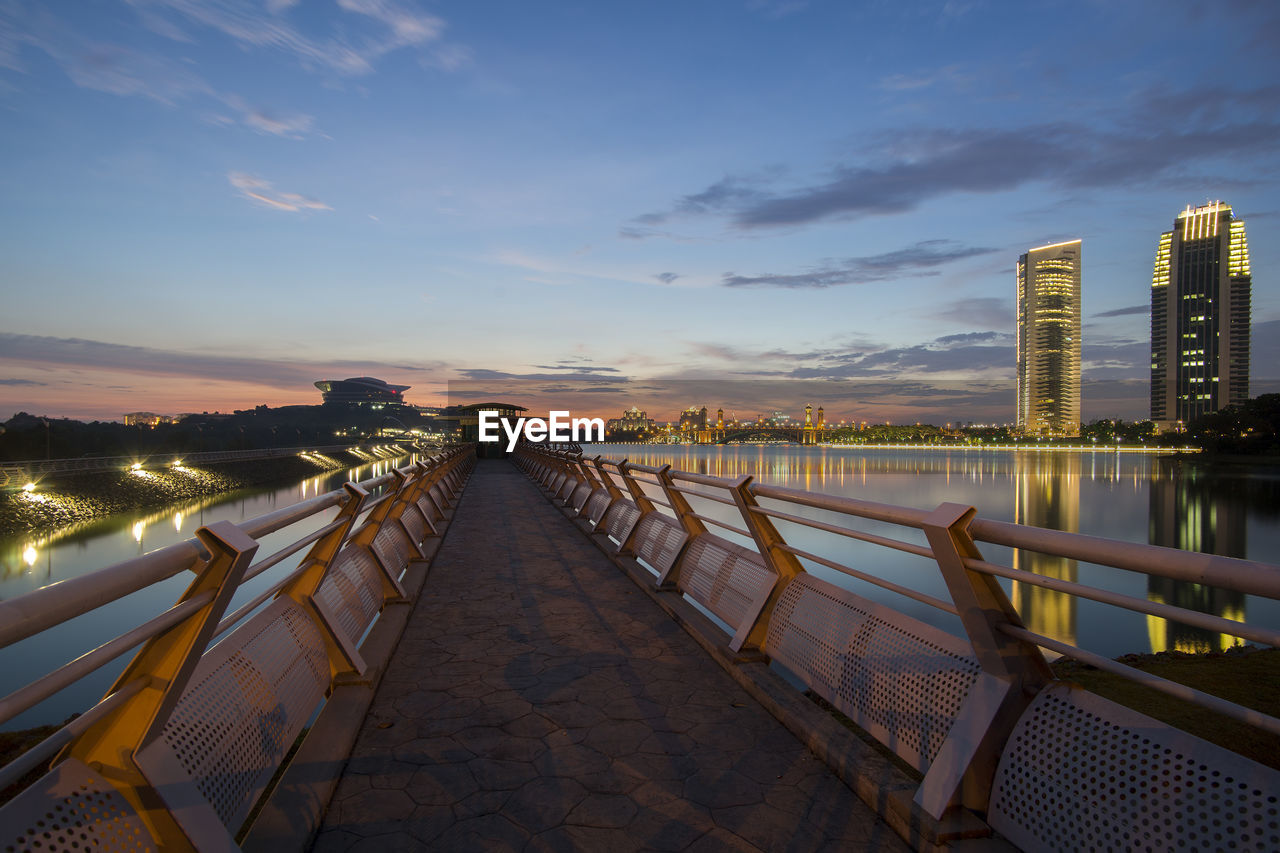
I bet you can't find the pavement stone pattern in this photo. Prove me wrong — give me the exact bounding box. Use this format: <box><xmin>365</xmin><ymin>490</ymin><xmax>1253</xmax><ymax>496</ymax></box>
<box><xmin>312</xmin><ymin>460</ymin><xmax>909</xmax><ymax>852</ymax></box>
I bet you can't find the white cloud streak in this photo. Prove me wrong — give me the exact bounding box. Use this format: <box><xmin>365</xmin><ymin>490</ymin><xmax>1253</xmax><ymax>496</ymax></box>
<box><xmin>228</xmin><ymin>172</ymin><xmax>330</xmax><ymax>212</ymax></box>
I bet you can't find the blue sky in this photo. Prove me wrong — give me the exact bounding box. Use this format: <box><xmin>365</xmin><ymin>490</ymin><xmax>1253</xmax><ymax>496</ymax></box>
<box><xmin>1</xmin><ymin>0</ymin><xmax>1277</xmax><ymax>423</ymax></box>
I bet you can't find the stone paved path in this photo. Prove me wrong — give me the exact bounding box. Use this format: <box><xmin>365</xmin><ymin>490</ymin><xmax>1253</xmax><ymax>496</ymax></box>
<box><xmin>312</xmin><ymin>460</ymin><xmax>909</xmax><ymax>852</ymax></box>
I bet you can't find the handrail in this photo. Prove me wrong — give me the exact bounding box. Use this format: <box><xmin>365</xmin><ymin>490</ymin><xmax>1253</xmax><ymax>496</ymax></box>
<box><xmin>969</xmin><ymin>517</ymin><xmax>1280</xmax><ymax>598</ymax></box>
<box><xmin>512</xmin><ymin>441</ymin><xmax>1280</xmax><ymax>815</ymax></box>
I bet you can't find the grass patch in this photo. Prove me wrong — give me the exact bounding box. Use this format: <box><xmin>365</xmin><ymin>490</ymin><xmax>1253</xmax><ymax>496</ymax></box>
<box><xmin>0</xmin><ymin>720</ymin><xmax>68</xmax><ymax>807</ymax></box>
<box><xmin>1051</xmin><ymin>646</ymin><xmax>1280</xmax><ymax>770</ymax></box>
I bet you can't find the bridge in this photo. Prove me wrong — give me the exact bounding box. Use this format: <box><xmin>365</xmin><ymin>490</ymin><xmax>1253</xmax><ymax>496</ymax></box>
<box><xmin>1</xmin><ymin>445</ymin><xmax>1278</xmax><ymax>851</ymax></box>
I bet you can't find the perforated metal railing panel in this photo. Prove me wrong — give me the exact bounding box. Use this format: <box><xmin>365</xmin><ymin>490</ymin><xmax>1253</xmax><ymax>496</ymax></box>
<box><xmin>314</xmin><ymin>545</ymin><xmax>385</xmax><ymax>646</ymax></box>
<box><xmin>602</xmin><ymin>500</ymin><xmax>642</xmax><ymax>545</ymax></box>
<box><xmin>556</xmin><ymin>476</ymin><xmax>579</xmax><ymax>503</ymax></box>
<box><xmin>585</xmin><ymin>490</ymin><xmax>613</xmax><ymax>525</ymax></box>
<box><xmin>371</xmin><ymin>523</ymin><xmax>412</xmax><ymax>574</ymax></box>
<box><xmin>400</xmin><ymin>505</ymin><xmax>431</xmax><ymax>547</ymax></box>
<box><xmin>764</xmin><ymin>574</ymin><xmax>980</xmax><ymax>772</ymax></box>
<box><xmin>988</xmin><ymin>683</ymin><xmax>1280</xmax><ymax>853</ymax></box>
<box><xmin>570</xmin><ymin>481</ymin><xmax>593</xmax><ymax>511</ymax></box>
<box><xmin>547</xmin><ymin>471</ymin><xmax>567</xmax><ymax>495</ymax></box>
<box><xmin>678</xmin><ymin>535</ymin><xmax>776</xmax><ymax>631</ymax></box>
<box><xmin>0</xmin><ymin>758</ymin><xmax>156</xmax><ymax>852</ymax></box>
<box><xmin>417</xmin><ymin>493</ymin><xmax>442</xmax><ymax>522</ymax></box>
<box><xmin>630</xmin><ymin>513</ymin><xmax>689</xmax><ymax>575</ymax></box>
<box><xmin>138</xmin><ymin>598</ymin><xmax>331</xmax><ymax>834</ymax></box>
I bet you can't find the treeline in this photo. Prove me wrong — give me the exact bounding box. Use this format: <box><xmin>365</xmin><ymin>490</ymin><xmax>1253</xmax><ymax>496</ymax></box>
<box><xmin>0</xmin><ymin>404</ymin><xmax>434</xmax><ymax>462</ymax></box>
<box><xmin>1184</xmin><ymin>394</ymin><xmax>1280</xmax><ymax>456</ymax></box>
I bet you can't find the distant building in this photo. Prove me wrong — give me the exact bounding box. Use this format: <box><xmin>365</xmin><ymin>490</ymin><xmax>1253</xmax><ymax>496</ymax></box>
<box><xmin>679</xmin><ymin>406</ymin><xmax>708</xmax><ymax>432</ymax></box>
<box><xmin>1017</xmin><ymin>239</ymin><xmax>1082</xmax><ymax>436</ymax></box>
<box><xmin>456</xmin><ymin>402</ymin><xmax>528</xmax><ymax>455</ymax></box>
<box><xmin>314</xmin><ymin>377</ymin><xmax>410</xmax><ymax>406</ymax></box>
<box><xmin>124</xmin><ymin>412</ymin><xmax>177</xmax><ymax>427</ymax></box>
<box><xmin>1150</xmin><ymin>202</ymin><xmax>1251</xmax><ymax>430</ymax></box>
<box><xmin>606</xmin><ymin>406</ymin><xmax>655</xmax><ymax>434</ymax></box>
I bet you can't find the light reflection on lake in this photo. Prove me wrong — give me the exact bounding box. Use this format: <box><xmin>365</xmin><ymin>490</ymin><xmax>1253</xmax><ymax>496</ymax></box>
<box><xmin>1</xmin><ymin>446</ymin><xmax>1277</xmax><ymax>730</ymax></box>
<box><xmin>0</xmin><ymin>455</ymin><xmax>415</xmax><ymax>730</ymax></box>
<box><xmin>593</xmin><ymin>445</ymin><xmax>1280</xmax><ymax>662</ymax></box>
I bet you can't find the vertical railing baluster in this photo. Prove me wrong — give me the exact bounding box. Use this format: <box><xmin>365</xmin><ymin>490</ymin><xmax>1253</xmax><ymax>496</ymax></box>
<box><xmin>728</xmin><ymin>478</ymin><xmax>806</xmax><ymax>653</ymax></box>
<box><xmin>60</xmin><ymin>521</ymin><xmax>259</xmax><ymax>847</ymax></box>
<box><xmin>654</xmin><ymin>466</ymin><xmax>706</xmax><ymax>588</ymax></box>
<box><xmin>276</xmin><ymin>483</ymin><xmax>371</xmax><ymax>676</ymax></box>
<box><xmin>915</xmin><ymin>502</ymin><xmax>1052</xmax><ymax>818</ymax></box>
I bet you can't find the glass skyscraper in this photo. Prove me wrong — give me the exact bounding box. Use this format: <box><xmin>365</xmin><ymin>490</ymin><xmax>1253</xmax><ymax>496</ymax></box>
<box><xmin>1150</xmin><ymin>202</ymin><xmax>1251</xmax><ymax>429</ymax></box>
<box><xmin>1017</xmin><ymin>240</ymin><xmax>1082</xmax><ymax>436</ymax></box>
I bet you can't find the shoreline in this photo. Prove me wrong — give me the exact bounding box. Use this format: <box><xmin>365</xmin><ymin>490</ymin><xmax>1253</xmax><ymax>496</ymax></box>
<box><xmin>0</xmin><ymin>450</ymin><xmax>406</xmax><ymax>542</ymax></box>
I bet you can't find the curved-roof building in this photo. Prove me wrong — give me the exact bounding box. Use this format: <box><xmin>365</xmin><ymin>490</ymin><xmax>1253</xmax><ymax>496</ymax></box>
<box><xmin>315</xmin><ymin>377</ymin><xmax>410</xmax><ymax>405</ymax></box>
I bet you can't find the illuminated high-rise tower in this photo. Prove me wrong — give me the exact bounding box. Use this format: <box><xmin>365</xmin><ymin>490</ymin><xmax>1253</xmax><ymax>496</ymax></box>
<box><xmin>1017</xmin><ymin>240</ymin><xmax>1082</xmax><ymax>436</ymax></box>
<box><xmin>1150</xmin><ymin>202</ymin><xmax>1251</xmax><ymax>430</ymax></box>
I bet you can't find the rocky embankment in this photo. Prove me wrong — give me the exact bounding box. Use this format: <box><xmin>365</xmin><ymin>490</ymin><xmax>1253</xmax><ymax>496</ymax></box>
<box><xmin>0</xmin><ymin>453</ymin><xmax>376</xmax><ymax>540</ymax></box>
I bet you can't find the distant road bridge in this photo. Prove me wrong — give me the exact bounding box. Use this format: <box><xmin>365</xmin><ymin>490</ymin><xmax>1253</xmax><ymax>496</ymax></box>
<box><xmin>1</xmin><ymin>445</ymin><xmax>1278</xmax><ymax>851</ymax></box>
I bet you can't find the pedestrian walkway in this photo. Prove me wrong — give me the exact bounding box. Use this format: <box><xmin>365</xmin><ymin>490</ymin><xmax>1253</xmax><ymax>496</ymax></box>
<box><xmin>312</xmin><ymin>460</ymin><xmax>910</xmax><ymax>851</ymax></box>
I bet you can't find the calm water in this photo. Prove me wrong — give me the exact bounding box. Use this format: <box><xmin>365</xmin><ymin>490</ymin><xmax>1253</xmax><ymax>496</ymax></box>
<box><xmin>0</xmin><ymin>456</ymin><xmax>412</xmax><ymax>730</ymax></box>
<box><xmin>592</xmin><ymin>445</ymin><xmax>1280</xmax><ymax>665</ymax></box>
<box><xmin>2</xmin><ymin>447</ymin><xmax>1278</xmax><ymax>729</ymax></box>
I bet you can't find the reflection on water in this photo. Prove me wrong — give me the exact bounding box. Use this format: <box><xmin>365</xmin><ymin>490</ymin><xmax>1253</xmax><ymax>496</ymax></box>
<box><xmin>595</xmin><ymin>445</ymin><xmax>1279</xmax><ymax>659</ymax></box>
<box><xmin>1</xmin><ymin>447</ymin><xmax>1276</xmax><ymax>729</ymax></box>
<box><xmin>0</xmin><ymin>454</ymin><xmax>414</xmax><ymax>730</ymax></box>
<box><xmin>1147</xmin><ymin>460</ymin><xmax>1249</xmax><ymax>653</ymax></box>
<box><xmin>1012</xmin><ymin>453</ymin><xmax>1078</xmax><ymax>648</ymax></box>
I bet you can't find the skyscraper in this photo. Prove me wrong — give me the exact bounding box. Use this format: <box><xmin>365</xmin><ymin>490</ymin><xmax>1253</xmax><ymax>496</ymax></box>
<box><xmin>1017</xmin><ymin>240</ymin><xmax>1082</xmax><ymax>436</ymax></box>
<box><xmin>1150</xmin><ymin>202</ymin><xmax>1251</xmax><ymax>430</ymax></box>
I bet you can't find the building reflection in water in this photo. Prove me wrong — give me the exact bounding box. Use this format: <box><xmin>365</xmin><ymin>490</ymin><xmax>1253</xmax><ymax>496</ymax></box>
<box><xmin>1147</xmin><ymin>461</ymin><xmax>1246</xmax><ymax>653</ymax></box>
<box><xmin>1011</xmin><ymin>453</ymin><xmax>1079</xmax><ymax>648</ymax></box>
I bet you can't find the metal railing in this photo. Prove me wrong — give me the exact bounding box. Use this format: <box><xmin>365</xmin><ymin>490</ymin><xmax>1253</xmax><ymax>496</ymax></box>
<box><xmin>0</xmin><ymin>445</ymin><xmax>475</xmax><ymax>851</ymax></box>
<box><xmin>514</xmin><ymin>443</ymin><xmax>1280</xmax><ymax>852</ymax></box>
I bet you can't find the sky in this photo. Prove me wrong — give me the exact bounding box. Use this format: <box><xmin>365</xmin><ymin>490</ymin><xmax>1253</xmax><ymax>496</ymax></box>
<box><xmin>1</xmin><ymin>0</ymin><xmax>1278</xmax><ymax>425</ymax></box>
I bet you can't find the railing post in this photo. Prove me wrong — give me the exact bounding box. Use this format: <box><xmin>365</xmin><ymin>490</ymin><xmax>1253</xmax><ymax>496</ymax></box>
<box><xmin>728</xmin><ymin>478</ymin><xmax>806</xmax><ymax>653</ymax></box>
<box><xmin>916</xmin><ymin>502</ymin><xmax>1052</xmax><ymax>818</ymax></box>
<box><xmin>277</xmin><ymin>482</ymin><xmax>371</xmax><ymax>675</ymax></box>
<box><xmin>348</xmin><ymin>471</ymin><xmax>413</xmax><ymax>600</ymax></box>
<box><xmin>654</xmin><ymin>465</ymin><xmax>705</xmax><ymax>587</ymax></box>
<box><xmin>61</xmin><ymin>520</ymin><xmax>258</xmax><ymax>844</ymax></box>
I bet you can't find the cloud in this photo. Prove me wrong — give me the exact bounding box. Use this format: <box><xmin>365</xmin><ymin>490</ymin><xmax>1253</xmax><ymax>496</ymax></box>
<box><xmin>0</xmin><ymin>378</ymin><xmax>45</xmax><ymax>386</ymax></box>
<box><xmin>878</xmin><ymin>64</ymin><xmax>969</xmax><ymax>92</ymax></box>
<box><xmin>219</xmin><ymin>94</ymin><xmax>315</xmax><ymax>138</ymax></box>
<box><xmin>0</xmin><ymin>332</ymin><xmax>445</xmax><ymax>389</ymax></box>
<box><xmin>654</xmin><ymin>272</ymin><xmax>681</xmax><ymax>285</ymax></box>
<box><xmin>644</xmin><ymin>86</ymin><xmax>1280</xmax><ymax>229</ymax></box>
<box><xmin>1093</xmin><ymin>304</ymin><xmax>1148</xmax><ymax>319</ymax></box>
<box><xmin>723</xmin><ymin>240</ymin><xmax>997</xmax><ymax>289</ymax></box>
<box><xmin>788</xmin><ymin>335</ymin><xmax>1014</xmax><ymax>379</ymax></box>
<box><xmin>455</xmin><ymin>368</ymin><xmax>630</xmax><ymax>383</ymax></box>
<box><xmin>936</xmin><ymin>331</ymin><xmax>1001</xmax><ymax>345</ymax></box>
<box><xmin>936</xmin><ymin>296</ymin><xmax>1012</xmax><ymax>330</ymax></box>
<box><xmin>228</xmin><ymin>172</ymin><xmax>330</xmax><ymax>212</ymax></box>
<box><xmin>128</xmin><ymin>0</ymin><xmax>459</xmax><ymax>76</ymax></box>
<box><xmin>530</xmin><ymin>364</ymin><xmax>622</xmax><ymax>374</ymax></box>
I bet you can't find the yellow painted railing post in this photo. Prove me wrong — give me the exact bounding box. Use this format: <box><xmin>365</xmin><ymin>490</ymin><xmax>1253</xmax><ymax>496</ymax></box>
<box><xmin>916</xmin><ymin>502</ymin><xmax>1052</xmax><ymax>819</ymax></box>
<box><xmin>729</xmin><ymin>478</ymin><xmax>806</xmax><ymax>653</ymax></box>
<box><xmin>62</xmin><ymin>520</ymin><xmax>259</xmax><ymax>846</ymax></box>
<box><xmin>654</xmin><ymin>465</ymin><xmax>706</xmax><ymax>587</ymax></box>
<box><xmin>277</xmin><ymin>482</ymin><xmax>370</xmax><ymax>676</ymax></box>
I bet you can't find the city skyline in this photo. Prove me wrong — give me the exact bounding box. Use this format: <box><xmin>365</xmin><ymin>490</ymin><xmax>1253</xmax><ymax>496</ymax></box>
<box><xmin>2</xmin><ymin>2</ymin><xmax>1278</xmax><ymax>422</ymax></box>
